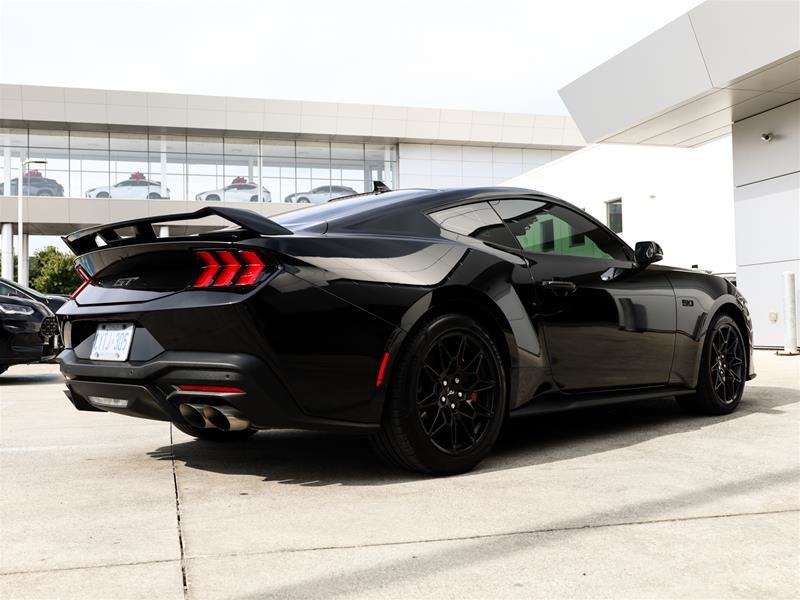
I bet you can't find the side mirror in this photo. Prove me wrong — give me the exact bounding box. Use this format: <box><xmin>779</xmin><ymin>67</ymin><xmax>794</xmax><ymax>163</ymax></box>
<box><xmin>635</xmin><ymin>241</ymin><xmax>663</xmax><ymax>265</ymax></box>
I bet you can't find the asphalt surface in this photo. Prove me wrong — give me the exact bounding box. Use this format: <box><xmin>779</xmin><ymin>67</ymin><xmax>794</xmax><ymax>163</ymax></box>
<box><xmin>1</xmin><ymin>351</ymin><xmax>798</xmax><ymax>599</ymax></box>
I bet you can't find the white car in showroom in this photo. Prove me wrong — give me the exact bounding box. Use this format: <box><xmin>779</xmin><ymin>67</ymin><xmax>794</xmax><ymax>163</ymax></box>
<box><xmin>284</xmin><ymin>185</ymin><xmax>357</xmax><ymax>204</ymax></box>
<box><xmin>196</xmin><ymin>179</ymin><xmax>271</xmax><ymax>202</ymax></box>
<box><xmin>86</xmin><ymin>173</ymin><xmax>169</xmax><ymax>199</ymax></box>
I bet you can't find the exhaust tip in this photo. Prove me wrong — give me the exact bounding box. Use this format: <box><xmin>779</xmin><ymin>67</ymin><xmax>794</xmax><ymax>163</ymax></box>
<box><xmin>179</xmin><ymin>403</ymin><xmax>210</xmax><ymax>429</ymax></box>
<box><xmin>202</xmin><ymin>405</ymin><xmax>250</xmax><ymax>432</ymax></box>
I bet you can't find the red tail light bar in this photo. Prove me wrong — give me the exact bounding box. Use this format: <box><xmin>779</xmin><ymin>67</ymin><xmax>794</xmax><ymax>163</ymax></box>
<box><xmin>192</xmin><ymin>249</ymin><xmax>272</xmax><ymax>289</ymax></box>
<box><xmin>71</xmin><ymin>266</ymin><xmax>91</xmax><ymax>298</ymax></box>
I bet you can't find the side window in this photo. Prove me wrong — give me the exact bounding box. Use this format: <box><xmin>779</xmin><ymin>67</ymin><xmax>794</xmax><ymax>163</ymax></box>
<box><xmin>492</xmin><ymin>199</ymin><xmax>630</xmax><ymax>261</ymax></box>
<box><xmin>429</xmin><ymin>202</ymin><xmax>518</xmax><ymax>248</ymax></box>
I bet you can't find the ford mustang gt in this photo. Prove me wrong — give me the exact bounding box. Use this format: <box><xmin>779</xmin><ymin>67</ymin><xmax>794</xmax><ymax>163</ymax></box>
<box><xmin>57</xmin><ymin>187</ymin><xmax>754</xmax><ymax>474</ymax></box>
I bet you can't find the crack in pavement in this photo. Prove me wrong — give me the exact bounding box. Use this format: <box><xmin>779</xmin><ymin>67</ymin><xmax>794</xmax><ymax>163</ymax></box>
<box><xmin>7</xmin><ymin>506</ymin><xmax>795</xmax><ymax>577</ymax></box>
<box><xmin>169</xmin><ymin>425</ymin><xmax>189</xmax><ymax>599</ymax></box>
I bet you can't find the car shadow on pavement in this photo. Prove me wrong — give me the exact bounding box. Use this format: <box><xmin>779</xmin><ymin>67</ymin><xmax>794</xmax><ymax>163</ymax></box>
<box><xmin>152</xmin><ymin>385</ymin><xmax>799</xmax><ymax>486</ymax></box>
<box><xmin>0</xmin><ymin>371</ymin><xmax>64</xmax><ymax>386</ymax></box>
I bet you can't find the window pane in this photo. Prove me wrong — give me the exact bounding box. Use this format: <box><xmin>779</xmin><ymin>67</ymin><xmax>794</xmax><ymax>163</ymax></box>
<box><xmin>430</xmin><ymin>202</ymin><xmax>517</xmax><ymax>248</ymax></box>
<box><xmin>29</xmin><ymin>129</ymin><xmax>68</xmax><ymax>149</ymax></box>
<box><xmin>493</xmin><ymin>199</ymin><xmax>628</xmax><ymax>260</ymax></box>
<box><xmin>606</xmin><ymin>199</ymin><xmax>623</xmax><ymax>233</ymax></box>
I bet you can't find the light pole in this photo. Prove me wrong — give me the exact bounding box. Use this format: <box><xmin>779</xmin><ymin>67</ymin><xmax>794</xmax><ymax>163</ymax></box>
<box><xmin>17</xmin><ymin>158</ymin><xmax>47</xmax><ymax>286</ymax></box>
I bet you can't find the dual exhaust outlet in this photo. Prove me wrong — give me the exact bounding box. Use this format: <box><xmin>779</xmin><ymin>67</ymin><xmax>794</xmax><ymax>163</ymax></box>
<box><xmin>178</xmin><ymin>403</ymin><xmax>250</xmax><ymax>432</ymax></box>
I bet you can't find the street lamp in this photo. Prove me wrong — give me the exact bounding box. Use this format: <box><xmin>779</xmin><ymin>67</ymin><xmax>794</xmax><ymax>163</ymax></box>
<box><xmin>17</xmin><ymin>158</ymin><xmax>47</xmax><ymax>286</ymax></box>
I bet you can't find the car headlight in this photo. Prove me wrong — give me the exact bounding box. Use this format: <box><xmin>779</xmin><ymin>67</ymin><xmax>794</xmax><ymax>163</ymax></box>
<box><xmin>0</xmin><ymin>303</ymin><xmax>34</xmax><ymax>315</ymax></box>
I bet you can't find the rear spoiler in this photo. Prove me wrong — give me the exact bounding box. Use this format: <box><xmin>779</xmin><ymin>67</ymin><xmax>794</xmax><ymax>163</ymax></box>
<box><xmin>63</xmin><ymin>206</ymin><xmax>292</xmax><ymax>255</ymax></box>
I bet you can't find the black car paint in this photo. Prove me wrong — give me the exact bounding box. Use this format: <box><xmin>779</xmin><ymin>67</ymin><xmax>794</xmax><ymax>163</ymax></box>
<box><xmin>57</xmin><ymin>187</ymin><xmax>754</xmax><ymax>430</ymax></box>
<box><xmin>0</xmin><ymin>295</ymin><xmax>60</xmax><ymax>368</ymax></box>
<box><xmin>0</xmin><ymin>278</ymin><xmax>69</xmax><ymax>313</ymax></box>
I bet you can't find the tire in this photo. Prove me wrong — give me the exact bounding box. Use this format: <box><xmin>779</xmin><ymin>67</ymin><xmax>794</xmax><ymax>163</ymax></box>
<box><xmin>250</xmin><ymin>195</ymin><xmax>258</xmax><ymax>202</ymax></box>
<box><xmin>371</xmin><ymin>314</ymin><xmax>507</xmax><ymax>475</ymax></box>
<box><xmin>37</xmin><ymin>190</ymin><xmax>53</xmax><ymax>196</ymax></box>
<box><xmin>206</xmin><ymin>194</ymin><xmax>220</xmax><ymax>202</ymax></box>
<box><xmin>147</xmin><ymin>192</ymin><xmax>162</xmax><ymax>199</ymax></box>
<box><xmin>296</xmin><ymin>197</ymin><xmax>310</xmax><ymax>203</ymax></box>
<box><xmin>172</xmin><ymin>421</ymin><xmax>257</xmax><ymax>441</ymax></box>
<box><xmin>96</xmin><ymin>192</ymin><xmax>110</xmax><ymax>198</ymax></box>
<box><xmin>677</xmin><ymin>314</ymin><xmax>746</xmax><ymax>415</ymax></box>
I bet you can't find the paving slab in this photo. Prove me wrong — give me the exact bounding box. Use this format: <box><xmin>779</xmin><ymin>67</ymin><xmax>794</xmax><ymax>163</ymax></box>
<box><xmin>0</xmin><ymin>351</ymin><xmax>797</xmax><ymax>599</ymax></box>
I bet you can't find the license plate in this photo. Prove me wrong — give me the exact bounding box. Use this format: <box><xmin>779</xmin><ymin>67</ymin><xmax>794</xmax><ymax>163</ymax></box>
<box><xmin>90</xmin><ymin>323</ymin><xmax>135</xmax><ymax>361</ymax></box>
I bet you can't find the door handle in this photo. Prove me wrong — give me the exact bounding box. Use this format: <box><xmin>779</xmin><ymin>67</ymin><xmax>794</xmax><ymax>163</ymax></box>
<box><xmin>541</xmin><ymin>280</ymin><xmax>577</xmax><ymax>295</ymax></box>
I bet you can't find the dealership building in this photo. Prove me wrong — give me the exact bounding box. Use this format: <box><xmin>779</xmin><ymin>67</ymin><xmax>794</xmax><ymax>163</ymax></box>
<box><xmin>0</xmin><ymin>0</ymin><xmax>797</xmax><ymax>349</ymax></box>
<box><xmin>0</xmin><ymin>86</ymin><xmax>582</xmax><ymax>282</ymax></box>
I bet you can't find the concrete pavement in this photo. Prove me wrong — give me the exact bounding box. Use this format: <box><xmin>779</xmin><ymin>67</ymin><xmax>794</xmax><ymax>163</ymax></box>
<box><xmin>1</xmin><ymin>351</ymin><xmax>798</xmax><ymax>599</ymax></box>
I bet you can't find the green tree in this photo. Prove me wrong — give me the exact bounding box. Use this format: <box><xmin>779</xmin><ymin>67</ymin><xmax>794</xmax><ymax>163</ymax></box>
<box><xmin>29</xmin><ymin>246</ymin><xmax>79</xmax><ymax>295</ymax></box>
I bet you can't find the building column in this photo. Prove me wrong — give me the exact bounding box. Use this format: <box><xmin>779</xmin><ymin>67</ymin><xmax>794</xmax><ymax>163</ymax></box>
<box><xmin>160</xmin><ymin>136</ymin><xmax>168</xmax><ymax>199</ymax></box>
<box><xmin>18</xmin><ymin>233</ymin><xmax>29</xmax><ymax>287</ymax></box>
<box><xmin>3</xmin><ymin>133</ymin><xmax>10</xmax><ymax>196</ymax></box>
<box><xmin>1</xmin><ymin>223</ymin><xmax>12</xmax><ymax>279</ymax></box>
<box><xmin>732</xmin><ymin>99</ymin><xmax>799</xmax><ymax>349</ymax></box>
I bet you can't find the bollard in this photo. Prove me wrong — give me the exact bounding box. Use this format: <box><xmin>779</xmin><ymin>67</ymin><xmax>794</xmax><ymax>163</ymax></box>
<box><xmin>777</xmin><ymin>271</ymin><xmax>799</xmax><ymax>355</ymax></box>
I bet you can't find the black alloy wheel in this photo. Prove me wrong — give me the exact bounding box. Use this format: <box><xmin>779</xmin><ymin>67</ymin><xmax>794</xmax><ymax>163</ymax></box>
<box><xmin>147</xmin><ymin>192</ymin><xmax>162</xmax><ymax>199</ymax></box>
<box><xmin>678</xmin><ymin>314</ymin><xmax>746</xmax><ymax>415</ymax></box>
<box><xmin>417</xmin><ymin>331</ymin><xmax>498</xmax><ymax>454</ymax></box>
<box><xmin>372</xmin><ymin>314</ymin><xmax>506</xmax><ymax>475</ymax></box>
<box><xmin>96</xmin><ymin>192</ymin><xmax>110</xmax><ymax>198</ymax></box>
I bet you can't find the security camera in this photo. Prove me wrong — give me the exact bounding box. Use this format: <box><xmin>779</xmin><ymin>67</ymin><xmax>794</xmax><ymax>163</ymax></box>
<box><xmin>761</xmin><ymin>132</ymin><xmax>773</xmax><ymax>142</ymax></box>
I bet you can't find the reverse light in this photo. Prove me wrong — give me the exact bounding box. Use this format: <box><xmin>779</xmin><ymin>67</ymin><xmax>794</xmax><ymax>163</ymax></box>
<box><xmin>191</xmin><ymin>249</ymin><xmax>274</xmax><ymax>289</ymax></box>
<box><xmin>177</xmin><ymin>384</ymin><xmax>245</xmax><ymax>394</ymax></box>
<box><xmin>71</xmin><ymin>266</ymin><xmax>91</xmax><ymax>299</ymax></box>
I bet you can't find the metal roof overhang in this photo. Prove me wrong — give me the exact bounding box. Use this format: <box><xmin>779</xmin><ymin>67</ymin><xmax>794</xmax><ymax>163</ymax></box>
<box><xmin>559</xmin><ymin>0</ymin><xmax>800</xmax><ymax>147</ymax></box>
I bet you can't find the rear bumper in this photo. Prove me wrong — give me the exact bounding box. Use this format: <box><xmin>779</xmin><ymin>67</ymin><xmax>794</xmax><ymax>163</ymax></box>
<box><xmin>58</xmin><ymin>349</ymin><xmax>379</xmax><ymax>433</ymax></box>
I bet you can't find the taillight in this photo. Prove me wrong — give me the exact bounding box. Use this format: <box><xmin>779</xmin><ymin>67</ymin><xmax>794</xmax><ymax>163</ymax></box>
<box><xmin>191</xmin><ymin>249</ymin><xmax>275</xmax><ymax>289</ymax></box>
<box><xmin>71</xmin><ymin>266</ymin><xmax>91</xmax><ymax>298</ymax></box>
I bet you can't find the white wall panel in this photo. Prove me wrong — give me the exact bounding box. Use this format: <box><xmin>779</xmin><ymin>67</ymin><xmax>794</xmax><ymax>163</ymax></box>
<box><xmin>737</xmin><ymin>259</ymin><xmax>800</xmax><ymax>348</ymax></box>
<box><xmin>732</xmin><ymin>99</ymin><xmax>800</xmax><ymax>186</ymax></box>
<box><xmin>689</xmin><ymin>0</ymin><xmax>800</xmax><ymax>88</ymax></box>
<box><xmin>734</xmin><ymin>171</ymin><xmax>800</xmax><ymax>266</ymax></box>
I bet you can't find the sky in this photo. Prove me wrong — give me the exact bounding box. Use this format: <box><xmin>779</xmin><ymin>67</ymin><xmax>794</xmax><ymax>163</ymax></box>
<box><xmin>1</xmin><ymin>0</ymin><xmax>702</xmax><ymax>115</ymax></box>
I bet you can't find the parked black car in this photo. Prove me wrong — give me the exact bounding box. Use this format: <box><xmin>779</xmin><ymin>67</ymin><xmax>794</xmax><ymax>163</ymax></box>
<box><xmin>57</xmin><ymin>187</ymin><xmax>754</xmax><ymax>474</ymax></box>
<box><xmin>0</xmin><ymin>278</ymin><xmax>69</xmax><ymax>313</ymax></box>
<box><xmin>0</xmin><ymin>175</ymin><xmax>64</xmax><ymax>197</ymax></box>
<box><xmin>0</xmin><ymin>295</ymin><xmax>60</xmax><ymax>375</ymax></box>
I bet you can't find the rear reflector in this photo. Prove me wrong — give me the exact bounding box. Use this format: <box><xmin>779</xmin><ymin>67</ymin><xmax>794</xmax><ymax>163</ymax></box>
<box><xmin>177</xmin><ymin>384</ymin><xmax>245</xmax><ymax>394</ymax></box>
<box><xmin>375</xmin><ymin>352</ymin><xmax>390</xmax><ymax>387</ymax></box>
<box><xmin>71</xmin><ymin>266</ymin><xmax>91</xmax><ymax>298</ymax></box>
<box><xmin>191</xmin><ymin>249</ymin><xmax>274</xmax><ymax>289</ymax></box>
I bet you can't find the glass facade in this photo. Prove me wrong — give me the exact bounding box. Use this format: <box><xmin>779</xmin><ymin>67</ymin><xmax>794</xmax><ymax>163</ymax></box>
<box><xmin>0</xmin><ymin>128</ymin><xmax>397</xmax><ymax>203</ymax></box>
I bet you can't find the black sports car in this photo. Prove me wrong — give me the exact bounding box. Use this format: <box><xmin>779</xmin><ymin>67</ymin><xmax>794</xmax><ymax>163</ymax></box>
<box><xmin>57</xmin><ymin>187</ymin><xmax>754</xmax><ymax>474</ymax></box>
<box><xmin>1</xmin><ymin>295</ymin><xmax>61</xmax><ymax>375</ymax></box>
<box><xmin>0</xmin><ymin>278</ymin><xmax>69</xmax><ymax>313</ymax></box>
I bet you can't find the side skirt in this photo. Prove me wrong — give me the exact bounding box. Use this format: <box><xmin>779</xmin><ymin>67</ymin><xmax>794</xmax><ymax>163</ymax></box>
<box><xmin>509</xmin><ymin>386</ymin><xmax>695</xmax><ymax>418</ymax></box>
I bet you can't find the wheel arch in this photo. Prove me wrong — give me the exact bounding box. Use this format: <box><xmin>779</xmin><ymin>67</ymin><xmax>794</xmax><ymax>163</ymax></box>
<box><xmin>690</xmin><ymin>298</ymin><xmax>752</xmax><ymax>387</ymax></box>
<box><xmin>381</xmin><ymin>285</ymin><xmax>519</xmax><ymax>419</ymax></box>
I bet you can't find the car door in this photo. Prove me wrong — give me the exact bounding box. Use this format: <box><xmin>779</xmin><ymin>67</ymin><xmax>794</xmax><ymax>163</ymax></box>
<box><xmin>491</xmin><ymin>198</ymin><xmax>676</xmax><ymax>392</ymax></box>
